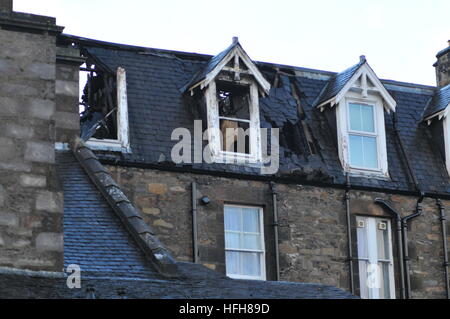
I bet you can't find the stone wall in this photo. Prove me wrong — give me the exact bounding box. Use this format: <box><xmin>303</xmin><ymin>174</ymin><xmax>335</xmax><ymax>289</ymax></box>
<box><xmin>54</xmin><ymin>46</ymin><xmax>82</xmax><ymax>144</ymax></box>
<box><xmin>0</xmin><ymin>18</ymin><xmax>64</xmax><ymax>271</ymax></box>
<box><xmin>107</xmin><ymin>165</ymin><xmax>450</xmax><ymax>299</ymax></box>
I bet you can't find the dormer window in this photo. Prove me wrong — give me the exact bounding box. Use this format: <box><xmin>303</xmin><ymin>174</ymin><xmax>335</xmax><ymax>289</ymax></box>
<box><xmin>316</xmin><ymin>57</ymin><xmax>396</xmax><ymax>178</ymax></box>
<box><xmin>348</xmin><ymin>102</ymin><xmax>379</xmax><ymax>170</ymax></box>
<box><xmin>80</xmin><ymin>63</ymin><xmax>130</xmax><ymax>153</ymax></box>
<box><xmin>183</xmin><ymin>38</ymin><xmax>270</xmax><ymax>164</ymax></box>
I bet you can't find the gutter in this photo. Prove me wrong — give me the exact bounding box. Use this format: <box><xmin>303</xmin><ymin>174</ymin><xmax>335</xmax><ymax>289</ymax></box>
<box><xmin>436</xmin><ymin>198</ymin><xmax>450</xmax><ymax>299</ymax></box>
<box><xmin>191</xmin><ymin>182</ymin><xmax>199</xmax><ymax>264</ymax></box>
<box><xmin>269</xmin><ymin>182</ymin><xmax>280</xmax><ymax>281</ymax></box>
<box><xmin>99</xmin><ymin>159</ymin><xmax>450</xmax><ymax>201</ymax></box>
<box><xmin>344</xmin><ymin>174</ymin><xmax>355</xmax><ymax>295</ymax></box>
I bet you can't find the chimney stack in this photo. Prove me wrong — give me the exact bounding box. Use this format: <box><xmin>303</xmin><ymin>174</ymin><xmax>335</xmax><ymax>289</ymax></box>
<box><xmin>434</xmin><ymin>40</ymin><xmax>450</xmax><ymax>88</ymax></box>
<box><xmin>0</xmin><ymin>0</ymin><xmax>12</xmax><ymax>13</ymax></box>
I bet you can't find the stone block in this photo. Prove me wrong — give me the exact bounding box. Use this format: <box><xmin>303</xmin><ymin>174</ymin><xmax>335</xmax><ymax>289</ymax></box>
<box><xmin>36</xmin><ymin>232</ymin><xmax>63</xmax><ymax>252</ymax></box>
<box><xmin>56</xmin><ymin>80</ymin><xmax>78</xmax><ymax>97</ymax></box>
<box><xmin>0</xmin><ymin>212</ymin><xmax>19</xmax><ymax>227</ymax></box>
<box><xmin>143</xmin><ymin>207</ymin><xmax>161</xmax><ymax>216</ymax></box>
<box><xmin>25</xmin><ymin>141</ymin><xmax>55</xmax><ymax>164</ymax></box>
<box><xmin>0</xmin><ymin>185</ymin><xmax>4</xmax><ymax>207</ymax></box>
<box><xmin>20</xmin><ymin>174</ymin><xmax>46</xmax><ymax>188</ymax></box>
<box><xmin>0</xmin><ymin>137</ymin><xmax>17</xmax><ymax>161</ymax></box>
<box><xmin>0</xmin><ymin>96</ymin><xmax>19</xmax><ymax>115</ymax></box>
<box><xmin>28</xmin><ymin>98</ymin><xmax>55</xmax><ymax>120</ymax></box>
<box><xmin>5</xmin><ymin>123</ymin><xmax>34</xmax><ymax>139</ymax></box>
<box><xmin>53</xmin><ymin>111</ymin><xmax>79</xmax><ymax>130</ymax></box>
<box><xmin>36</xmin><ymin>191</ymin><xmax>62</xmax><ymax>213</ymax></box>
<box><xmin>25</xmin><ymin>62</ymin><xmax>55</xmax><ymax>81</ymax></box>
<box><xmin>153</xmin><ymin>219</ymin><xmax>174</xmax><ymax>229</ymax></box>
<box><xmin>148</xmin><ymin>183</ymin><xmax>168</xmax><ymax>195</ymax></box>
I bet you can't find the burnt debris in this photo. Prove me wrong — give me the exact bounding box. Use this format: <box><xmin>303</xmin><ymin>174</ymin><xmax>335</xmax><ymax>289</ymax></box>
<box><xmin>79</xmin><ymin>54</ymin><xmax>118</xmax><ymax>142</ymax></box>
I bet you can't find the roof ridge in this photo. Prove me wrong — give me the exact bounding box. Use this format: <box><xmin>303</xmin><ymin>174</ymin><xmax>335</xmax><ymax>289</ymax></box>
<box><xmin>71</xmin><ymin>140</ymin><xmax>178</xmax><ymax>277</ymax></box>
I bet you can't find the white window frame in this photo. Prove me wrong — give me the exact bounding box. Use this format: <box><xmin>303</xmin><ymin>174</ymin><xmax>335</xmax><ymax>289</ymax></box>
<box><xmin>336</xmin><ymin>91</ymin><xmax>389</xmax><ymax>178</ymax></box>
<box><xmin>224</xmin><ymin>205</ymin><xmax>266</xmax><ymax>281</ymax></box>
<box><xmin>356</xmin><ymin>216</ymin><xmax>396</xmax><ymax>299</ymax></box>
<box><xmin>442</xmin><ymin>115</ymin><xmax>450</xmax><ymax>176</ymax></box>
<box><xmin>86</xmin><ymin>67</ymin><xmax>130</xmax><ymax>153</ymax></box>
<box><xmin>205</xmin><ymin>79</ymin><xmax>262</xmax><ymax>165</ymax></box>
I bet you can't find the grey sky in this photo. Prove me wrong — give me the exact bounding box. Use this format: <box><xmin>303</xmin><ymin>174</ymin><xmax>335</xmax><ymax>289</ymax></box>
<box><xmin>15</xmin><ymin>0</ymin><xmax>450</xmax><ymax>86</ymax></box>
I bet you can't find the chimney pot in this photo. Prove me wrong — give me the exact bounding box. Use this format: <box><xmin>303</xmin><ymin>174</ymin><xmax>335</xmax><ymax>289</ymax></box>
<box><xmin>0</xmin><ymin>0</ymin><xmax>13</xmax><ymax>13</ymax></box>
<box><xmin>360</xmin><ymin>55</ymin><xmax>366</xmax><ymax>63</ymax></box>
<box><xmin>232</xmin><ymin>36</ymin><xmax>239</xmax><ymax>44</ymax></box>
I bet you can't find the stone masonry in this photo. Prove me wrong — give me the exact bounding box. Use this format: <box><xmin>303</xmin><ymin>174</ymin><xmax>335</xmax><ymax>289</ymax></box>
<box><xmin>0</xmin><ymin>8</ymin><xmax>67</xmax><ymax>272</ymax></box>
<box><xmin>108</xmin><ymin>165</ymin><xmax>450</xmax><ymax>299</ymax></box>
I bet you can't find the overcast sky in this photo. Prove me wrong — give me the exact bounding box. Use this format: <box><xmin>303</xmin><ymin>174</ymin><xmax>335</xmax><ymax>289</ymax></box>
<box><xmin>14</xmin><ymin>0</ymin><xmax>450</xmax><ymax>86</ymax></box>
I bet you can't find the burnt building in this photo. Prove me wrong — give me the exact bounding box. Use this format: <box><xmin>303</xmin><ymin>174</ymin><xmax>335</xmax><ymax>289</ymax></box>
<box><xmin>0</xmin><ymin>0</ymin><xmax>449</xmax><ymax>299</ymax></box>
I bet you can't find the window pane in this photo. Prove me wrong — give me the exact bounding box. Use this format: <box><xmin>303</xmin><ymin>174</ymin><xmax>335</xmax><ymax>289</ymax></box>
<box><xmin>349</xmin><ymin>103</ymin><xmax>374</xmax><ymax>133</ymax></box>
<box><xmin>359</xmin><ymin>260</ymin><xmax>369</xmax><ymax>299</ymax></box>
<box><xmin>243</xmin><ymin>208</ymin><xmax>260</xmax><ymax>233</ymax></box>
<box><xmin>363</xmin><ymin>136</ymin><xmax>378</xmax><ymax>169</ymax></box>
<box><xmin>225</xmin><ymin>232</ymin><xmax>240</xmax><ymax>249</ymax></box>
<box><xmin>243</xmin><ymin>234</ymin><xmax>261</xmax><ymax>250</ymax></box>
<box><xmin>357</xmin><ymin>218</ymin><xmax>368</xmax><ymax>259</ymax></box>
<box><xmin>380</xmin><ymin>262</ymin><xmax>391</xmax><ymax>299</ymax></box>
<box><xmin>226</xmin><ymin>251</ymin><xmax>240</xmax><ymax>275</ymax></box>
<box><xmin>349</xmin><ymin>135</ymin><xmax>364</xmax><ymax>167</ymax></box>
<box><xmin>349</xmin><ymin>103</ymin><xmax>362</xmax><ymax>131</ymax></box>
<box><xmin>349</xmin><ymin>135</ymin><xmax>378</xmax><ymax>169</ymax></box>
<box><xmin>224</xmin><ymin>206</ymin><xmax>241</xmax><ymax>231</ymax></box>
<box><xmin>377</xmin><ymin>222</ymin><xmax>390</xmax><ymax>260</ymax></box>
<box><xmin>361</xmin><ymin>104</ymin><xmax>375</xmax><ymax>133</ymax></box>
<box><xmin>242</xmin><ymin>252</ymin><xmax>261</xmax><ymax>277</ymax></box>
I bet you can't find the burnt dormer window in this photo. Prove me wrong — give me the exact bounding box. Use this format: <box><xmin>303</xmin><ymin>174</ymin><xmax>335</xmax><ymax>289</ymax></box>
<box><xmin>185</xmin><ymin>38</ymin><xmax>270</xmax><ymax>165</ymax></box>
<box><xmin>217</xmin><ymin>82</ymin><xmax>251</xmax><ymax>155</ymax></box>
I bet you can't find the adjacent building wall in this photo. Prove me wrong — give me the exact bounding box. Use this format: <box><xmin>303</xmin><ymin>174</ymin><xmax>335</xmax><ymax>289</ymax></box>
<box><xmin>0</xmin><ymin>10</ymin><xmax>66</xmax><ymax>272</ymax></box>
<box><xmin>107</xmin><ymin>165</ymin><xmax>450</xmax><ymax>299</ymax></box>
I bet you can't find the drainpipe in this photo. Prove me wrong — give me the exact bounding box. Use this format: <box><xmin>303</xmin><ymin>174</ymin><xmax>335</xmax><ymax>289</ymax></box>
<box><xmin>191</xmin><ymin>182</ymin><xmax>199</xmax><ymax>264</ymax></box>
<box><xmin>392</xmin><ymin>111</ymin><xmax>425</xmax><ymax>299</ymax></box>
<box><xmin>436</xmin><ymin>198</ymin><xmax>450</xmax><ymax>299</ymax></box>
<box><xmin>402</xmin><ymin>197</ymin><xmax>423</xmax><ymax>299</ymax></box>
<box><xmin>344</xmin><ymin>173</ymin><xmax>355</xmax><ymax>295</ymax></box>
<box><xmin>374</xmin><ymin>199</ymin><xmax>406</xmax><ymax>299</ymax></box>
<box><xmin>269</xmin><ymin>182</ymin><xmax>280</xmax><ymax>281</ymax></box>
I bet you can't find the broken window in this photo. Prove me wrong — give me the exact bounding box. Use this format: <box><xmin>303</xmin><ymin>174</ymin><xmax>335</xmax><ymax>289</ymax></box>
<box><xmin>217</xmin><ymin>82</ymin><xmax>251</xmax><ymax>154</ymax></box>
<box><xmin>79</xmin><ymin>56</ymin><xmax>129</xmax><ymax>151</ymax></box>
<box><xmin>80</xmin><ymin>63</ymin><xmax>118</xmax><ymax>141</ymax></box>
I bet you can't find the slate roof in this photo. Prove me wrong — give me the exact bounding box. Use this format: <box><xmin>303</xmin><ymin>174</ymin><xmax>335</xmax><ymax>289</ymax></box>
<box><xmin>0</xmin><ymin>265</ymin><xmax>356</xmax><ymax>299</ymax></box>
<box><xmin>57</xmin><ymin>151</ymin><xmax>160</xmax><ymax>279</ymax></box>
<box><xmin>181</xmin><ymin>40</ymin><xmax>238</xmax><ymax>92</ymax></box>
<box><xmin>422</xmin><ymin>84</ymin><xmax>450</xmax><ymax>120</ymax></box>
<box><xmin>65</xmin><ymin>35</ymin><xmax>450</xmax><ymax>196</ymax></box>
<box><xmin>49</xmin><ymin>146</ymin><xmax>356</xmax><ymax>299</ymax></box>
<box><xmin>314</xmin><ymin>57</ymin><xmax>366</xmax><ymax>107</ymax></box>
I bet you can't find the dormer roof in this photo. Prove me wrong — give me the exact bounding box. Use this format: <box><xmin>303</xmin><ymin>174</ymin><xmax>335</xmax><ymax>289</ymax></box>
<box><xmin>182</xmin><ymin>38</ymin><xmax>271</xmax><ymax>95</ymax></box>
<box><xmin>422</xmin><ymin>84</ymin><xmax>450</xmax><ymax>123</ymax></box>
<box><xmin>315</xmin><ymin>57</ymin><xmax>397</xmax><ymax>113</ymax></box>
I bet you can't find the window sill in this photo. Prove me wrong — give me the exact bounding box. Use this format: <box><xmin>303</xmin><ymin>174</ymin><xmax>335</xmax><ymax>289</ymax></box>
<box><xmin>345</xmin><ymin>167</ymin><xmax>390</xmax><ymax>180</ymax></box>
<box><xmin>86</xmin><ymin>139</ymin><xmax>131</xmax><ymax>153</ymax></box>
<box><xmin>227</xmin><ymin>274</ymin><xmax>266</xmax><ymax>281</ymax></box>
<box><xmin>212</xmin><ymin>152</ymin><xmax>261</xmax><ymax>165</ymax></box>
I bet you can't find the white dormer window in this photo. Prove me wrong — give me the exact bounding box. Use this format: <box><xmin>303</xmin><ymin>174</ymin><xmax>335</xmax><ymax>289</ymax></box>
<box><xmin>186</xmin><ymin>38</ymin><xmax>270</xmax><ymax>165</ymax></box>
<box><xmin>317</xmin><ymin>58</ymin><xmax>396</xmax><ymax>178</ymax></box>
